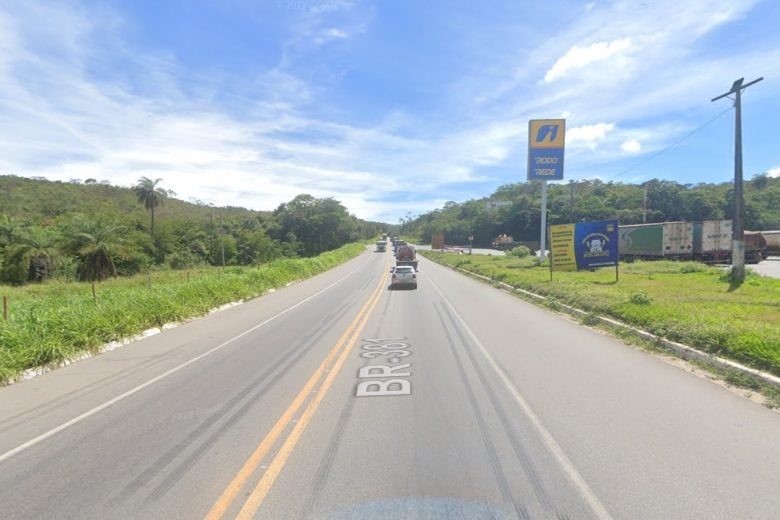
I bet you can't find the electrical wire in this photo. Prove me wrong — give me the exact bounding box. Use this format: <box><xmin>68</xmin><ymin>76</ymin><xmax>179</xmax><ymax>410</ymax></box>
<box><xmin>607</xmin><ymin>105</ymin><xmax>734</xmax><ymax>181</ymax></box>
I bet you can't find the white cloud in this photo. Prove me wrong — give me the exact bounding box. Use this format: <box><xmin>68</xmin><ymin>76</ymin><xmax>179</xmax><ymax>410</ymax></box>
<box><xmin>566</xmin><ymin>123</ymin><xmax>615</xmax><ymax>149</ymax></box>
<box><xmin>621</xmin><ymin>139</ymin><xmax>642</xmax><ymax>153</ymax></box>
<box><xmin>544</xmin><ymin>38</ymin><xmax>632</xmax><ymax>83</ymax></box>
<box><xmin>768</xmin><ymin>167</ymin><xmax>780</xmax><ymax>178</ymax></box>
<box><xmin>314</xmin><ymin>27</ymin><xmax>349</xmax><ymax>44</ymax></box>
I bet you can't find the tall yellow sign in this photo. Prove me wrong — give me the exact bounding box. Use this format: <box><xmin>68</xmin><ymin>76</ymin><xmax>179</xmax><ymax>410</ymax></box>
<box><xmin>549</xmin><ymin>224</ymin><xmax>576</xmax><ymax>271</ymax></box>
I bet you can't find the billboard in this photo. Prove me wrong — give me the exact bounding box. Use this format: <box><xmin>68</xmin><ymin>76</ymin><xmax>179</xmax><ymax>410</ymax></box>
<box><xmin>550</xmin><ymin>219</ymin><xmax>619</xmax><ymax>271</ymax></box>
<box><xmin>527</xmin><ymin>119</ymin><xmax>565</xmax><ymax>181</ymax></box>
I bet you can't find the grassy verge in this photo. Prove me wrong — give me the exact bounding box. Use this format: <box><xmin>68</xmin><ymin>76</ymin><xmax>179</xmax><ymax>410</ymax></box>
<box><xmin>0</xmin><ymin>243</ymin><xmax>366</xmax><ymax>383</ymax></box>
<box><xmin>420</xmin><ymin>251</ymin><xmax>780</xmax><ymax>379</ymax></box>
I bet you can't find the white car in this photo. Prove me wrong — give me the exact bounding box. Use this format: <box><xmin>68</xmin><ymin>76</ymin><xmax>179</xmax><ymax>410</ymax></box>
<box><xmin>390</xmin><ymin>265</ymin><xmax>417</xmax><ymax>289</ymax></box>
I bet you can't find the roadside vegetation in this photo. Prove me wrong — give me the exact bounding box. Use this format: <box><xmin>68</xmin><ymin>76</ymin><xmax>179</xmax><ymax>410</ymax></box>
<box><xmin>420</xmin><ymin>251</ymin><xmax>780</xmax><ymax>378</ymax></box>
<box><xmin>401</xmin><ymin>174</ymin><xmax>780</xmax><ymax>247</ymax></box>
<box><xmin>0</xmin><ymin>243</ymin><xmax>365</xmax><ymax>384</ymax></box>
<box><xmin>0</xmin><ymin>175</ymin><xmax>391</xmax><ymax>285</ymax></box>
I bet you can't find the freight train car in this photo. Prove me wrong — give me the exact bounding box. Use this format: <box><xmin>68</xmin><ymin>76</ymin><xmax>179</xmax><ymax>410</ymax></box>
<box><xmin>759</xmin><ymin>230</ymin><xmax>780</xmax><ymax>255</ymax></box>
<box><xmin>692</xmin><ymin>220</ymin><xmax>731</xmax><ymax>263</ymax></box>
<box><xmin>619</xmin><ymin>220</ymin><xmax>764</xmax><ymax>263</ymax></box>
<box><xmin>618</xmin><ymin>222</ymin><xmax>693</xmax><ymax>260</ymax></box>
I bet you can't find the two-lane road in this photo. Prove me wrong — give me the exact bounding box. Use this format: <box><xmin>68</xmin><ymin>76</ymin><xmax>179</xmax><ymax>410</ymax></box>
<box><xmin>1</xmin><ymin>249</ymin><xmax>778</xmax><ymax>519</ymax></box>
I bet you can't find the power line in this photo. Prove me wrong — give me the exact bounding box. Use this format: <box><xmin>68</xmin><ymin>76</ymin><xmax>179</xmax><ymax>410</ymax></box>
<box><xmin>607</xmin><ymin>106</ymin><xmax>733</xmax><ymax>181</ymax></box>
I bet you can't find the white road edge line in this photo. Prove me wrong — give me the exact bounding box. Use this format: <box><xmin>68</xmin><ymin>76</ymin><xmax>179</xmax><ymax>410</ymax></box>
<box><xmin>429</xmin><ymin>277</ymin><xmax>614</xmax><ymax>520</ymax></box>
<box><xmin>0</xmin><ymin>267</ymin><xmax>360</xmax><ymax>464</ymax></box>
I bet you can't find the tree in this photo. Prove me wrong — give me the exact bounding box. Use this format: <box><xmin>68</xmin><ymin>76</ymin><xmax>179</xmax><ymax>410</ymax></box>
<box><xmin>133</xmin><ymin>177</ymin><xmax>168</xmax><ymax>243</ymax></box>
<box><xmin>62</xmin><ymin>216</ymin><xmax>127</xmax><ymax>281</ymax></box>
<box><xmin>272</xmin><ymin>195</ymin><xmax>357</xmax><ymax>256</ymax></box>
<box><xmin>0</xmin><ymin>214</ymin><xmax>20</xmax><ymax>247</ymax></box>
<box><xmin>7</xmin><ymin>227</ymin><xmax>59</xmax><ymax>282</ymax></box>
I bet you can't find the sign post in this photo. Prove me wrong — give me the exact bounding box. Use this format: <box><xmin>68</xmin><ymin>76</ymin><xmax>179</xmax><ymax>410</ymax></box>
<box><xmin>528</xmin><ymin>119</ymin><xmax>566</xmax><ymax>261</ymax></box>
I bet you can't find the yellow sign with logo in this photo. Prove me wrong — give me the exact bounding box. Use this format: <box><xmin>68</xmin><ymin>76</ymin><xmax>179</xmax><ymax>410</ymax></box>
<box><xmin>529</xmin><ymin>119</ymin><xmax>566</xmax><ymax>149</ymax></box>
<box><xmin>528</xmin><ymin>119</ymin><xmax>565</xmax><ymax>180</ymax></box>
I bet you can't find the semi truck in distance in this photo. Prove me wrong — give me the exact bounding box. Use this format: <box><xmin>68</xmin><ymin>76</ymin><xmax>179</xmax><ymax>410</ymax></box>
<box><xmin>395</xmin><ymin>244</ymin><xmax>418</xmax><ymax>270</ymax></box>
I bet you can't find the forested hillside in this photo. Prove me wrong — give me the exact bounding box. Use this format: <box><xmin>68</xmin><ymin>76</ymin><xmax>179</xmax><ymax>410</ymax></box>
<box><xmin>0</xmin><ymin>175</ymin><xmax>387</xmax><ymax>284</ymax></box>
<box><xmin>405</xmin><ymin>174</ymin><xmax>780</xmax><ymax>247</ymax></box>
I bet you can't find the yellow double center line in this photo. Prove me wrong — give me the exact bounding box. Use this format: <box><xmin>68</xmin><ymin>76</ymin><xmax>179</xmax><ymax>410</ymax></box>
<box><xmin>205</xmin><ymin>257</ymin><xmax>390</xmax><ymax>520</ymax></box>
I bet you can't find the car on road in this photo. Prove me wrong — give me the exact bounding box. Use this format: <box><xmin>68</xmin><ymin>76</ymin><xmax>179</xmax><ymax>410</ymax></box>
<box><xmin>390</xmin><ymin>265</ymin><xmax>417</xmax><ymax>289</ymax></box>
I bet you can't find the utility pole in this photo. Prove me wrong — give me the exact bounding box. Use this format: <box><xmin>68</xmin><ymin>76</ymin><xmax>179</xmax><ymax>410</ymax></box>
<box><xmin>209</xmin><ymin>210</ymin><xmax>214</xmax><ymax>265</ymax></box>
<box><xmin>539</xmin><ymin>181</ymin><xmax>548</xmax><ymax>261</ymax></box>
<box><xmin>569</xmin><ymin>180</ymin><xmax>575</xmax><ymax>222</ymax></box>
<box><xmin>712</xmin><ymin>76</ymin><xmax>763</xmax><ymax>283</ymax></box>
<box><xmin>642</xmin><ymin>187</ymin><xmax>648</xmax><ymax>223</ymax></box>
<box><xmin>219</xmin><ymin>213</ymin><xmax>226</xmax><ymax>269</ymax></box>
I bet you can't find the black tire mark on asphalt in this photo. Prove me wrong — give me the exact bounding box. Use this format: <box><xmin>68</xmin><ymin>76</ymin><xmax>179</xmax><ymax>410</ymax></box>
<box><xmin>0</xmin><ymin>336</ymin><xmax>214</xmax><ymax>431</ymax></box>
<box><xmin>112</xmin><ymin>296</ymin><xmax>358</xmax><ymax>506</ymax></box>
<box><xmin>298</xmin><ymin>392</ymin><xmax>356</xmax><ymax>519</ymax></box>
<box><xmin>439</xmin><ymin>303</ymin><xmax>567</xmax><ymax>519</ymax></box>
<box><xmin>434</xmin><ymin>304</ymin><xmax>529</xmax><ymax>520</ymax></box>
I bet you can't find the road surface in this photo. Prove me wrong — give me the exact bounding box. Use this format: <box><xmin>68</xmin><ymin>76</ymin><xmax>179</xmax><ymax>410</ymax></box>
<box><xmin>414</xmin><ymin>244</ymin><xmax>505</xmax><ymax>256</ymax></box>
<box><xmin>1</xmin><ymin>248</ymin><xmax>778</xmax><ymax>519</ymax></box>
<box><xmin>749</xmin><ymin>256</ymin><xmax>780</xmax><ymax>278</ymax></box>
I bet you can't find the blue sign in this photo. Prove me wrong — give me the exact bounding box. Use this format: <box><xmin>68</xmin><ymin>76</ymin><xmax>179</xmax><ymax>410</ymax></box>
<box><xmin>573</xmin><ymin>219</ymin><xmax>619</xmax><ymax>269</ymax></box>
<box><xmin>528</xmin><ymin>119</ymin><xmax>565</xmax><ymax>181</ymax></box>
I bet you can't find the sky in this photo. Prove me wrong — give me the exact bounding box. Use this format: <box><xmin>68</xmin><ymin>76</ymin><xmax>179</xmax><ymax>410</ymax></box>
<box><xmin>1</xmin><ymin>0</ymin><xmax>778</xmax><ymax>224</ymax></box>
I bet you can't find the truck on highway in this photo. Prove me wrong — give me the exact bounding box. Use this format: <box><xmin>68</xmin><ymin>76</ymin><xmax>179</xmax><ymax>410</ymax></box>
<box><xmin>491</xmin><ymin>234</ymin><xmax>519</xmax><ymax>251</ymax></box>
<box><xmin>376</xmin><ymin>240</ymin><xmax>387</xmax><ymax>252</ymax></box>
<box><xmin>395</xmin><ymin>244</ymin><xmax>418</xmax><ymax>270</ymax></box>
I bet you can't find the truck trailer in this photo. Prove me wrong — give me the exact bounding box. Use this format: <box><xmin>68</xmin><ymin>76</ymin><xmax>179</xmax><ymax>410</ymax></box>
<box><xmin>395</xmin><ymin>245</ymin><xmax>418</xmax><ymax>270</ymax></box>
<box><xmin>620</xmin><ymin>220</ymin><xmax>764</xmax><ymax>263</ymax></box>
<box><xmin>618</xmin><ymin>222</ymin><xmax>693</xmax><ymax>260</ymax></box>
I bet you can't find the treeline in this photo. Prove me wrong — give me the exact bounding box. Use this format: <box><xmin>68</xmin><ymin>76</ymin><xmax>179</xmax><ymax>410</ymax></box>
<box><xmin>405</xmin><ymin>174</ymin><xmax>780</xmax><ymax>247</ymax></box>
<box><xmin>0</xmin><ymin>175</ymin><xmax>388</xmax><ymax>285</ymax></box>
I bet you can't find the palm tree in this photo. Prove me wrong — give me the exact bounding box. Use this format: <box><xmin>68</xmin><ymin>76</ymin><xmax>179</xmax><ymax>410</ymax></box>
<box><xmin>8</xmin><ymin>228</ymin><xmax>59</xmax><ymax>282</ymax></box>
<box><xmin>0</xmin><ymin>214</ymin><xmax>20</xmax><ymax>248</ymax></box>
<box><xmin>133</xmin><ymin>177</ymin><xmax>168</xmax><ymax>241</ymax></box>
<box><xmin>62</xmin><ymin>216</ymin><xmax>127</xmax><ymax>281</ymax></box>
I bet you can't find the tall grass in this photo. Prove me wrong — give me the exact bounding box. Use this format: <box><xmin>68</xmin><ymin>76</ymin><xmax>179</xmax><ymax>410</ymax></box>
<box><xmin>421</xmin><ymin>251</ymin><xmax>780</xmax><ymax>377</ymax></box>
<box><xmin>0</xmin><ymin>244</ymin><xmax>365</xmax><ymax>383</ymax></box>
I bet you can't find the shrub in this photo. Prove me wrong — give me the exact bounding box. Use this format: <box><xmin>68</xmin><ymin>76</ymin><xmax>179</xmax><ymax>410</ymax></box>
<box><xmin>629</xmin><ymin>291</ymin><xmax>653</xmax><ymax>305</ymax></box>
<box><xmin>507</xmin><ymin>245</ymin><xmax>531</xmax><ymax>258</ymax></box>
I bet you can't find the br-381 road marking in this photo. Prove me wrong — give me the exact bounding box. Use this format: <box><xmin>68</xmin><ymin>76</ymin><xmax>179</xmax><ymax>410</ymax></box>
<box><xmin>355</xmin><ymin>337</ymin><xmax>412</xmax><ymax>397</ymax></box>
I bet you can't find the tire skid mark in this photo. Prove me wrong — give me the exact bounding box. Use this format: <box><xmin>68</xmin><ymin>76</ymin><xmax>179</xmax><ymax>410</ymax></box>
<box><xmin>298</xmin><ymin>395</ymin><xmax>356</xmax><ymax>519</ymax></box>
<box><xmin>433</xmin><ymin>304</ymin><xmax>529</xmax><ymax>520</ymax></box>
<box><xmin>116</xmin><ymin>298</ymin><xmax>357</xmax><ymax>505</ymax></box>
<box><xmin>0</xmin><ymin>337</ymin><xmax>210</xmax><ymax>431</ymax></box>
<box><xmin>438</xmin><ymin>303</ymin><xmax>563</xmax><ymax>517</ymax></box>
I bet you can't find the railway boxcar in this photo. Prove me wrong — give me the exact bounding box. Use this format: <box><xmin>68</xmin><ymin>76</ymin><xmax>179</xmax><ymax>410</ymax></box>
<box><xmin>618</xmin><ymin>222</ymin><xmax>693</xmax><ymax>260</ymax></box>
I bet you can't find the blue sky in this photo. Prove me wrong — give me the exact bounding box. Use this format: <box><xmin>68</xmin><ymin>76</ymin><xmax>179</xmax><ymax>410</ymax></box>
<box><xmin>1</xmin><ymin>0</ymin><xmax>778</xmax><ymax>224</ymax></box>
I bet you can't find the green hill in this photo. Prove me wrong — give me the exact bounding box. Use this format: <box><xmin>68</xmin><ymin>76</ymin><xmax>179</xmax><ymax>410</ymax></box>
<box><xmin>0</xmin><ymin>175</ymin><xmax>385</xmax><ymax>285</ymax></box>
<box><xmin>0</xmin><ymin>175</ymin><xmax>265</xmax><ymax>226</ymax></box>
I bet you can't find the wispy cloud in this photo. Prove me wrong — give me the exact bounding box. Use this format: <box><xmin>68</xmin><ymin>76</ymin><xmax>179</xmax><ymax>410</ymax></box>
<box><xmin>566</xmin><ymin>123</ymin><xmax>615</xmax><ymax>150</ymax></box>
<box><xmin>621</xmin><ymin>139</ymin><xmax>642</xmax><ymax>153</ymax></box>
<box><xmin>314</xmin><ymin>27</ymin><xmax>349</xmax><ymax>44</ymax></box>
<box><xmin>544</xmin><ymin>38</ymin><xmax>632</xmax><ymax>83</ymax></box>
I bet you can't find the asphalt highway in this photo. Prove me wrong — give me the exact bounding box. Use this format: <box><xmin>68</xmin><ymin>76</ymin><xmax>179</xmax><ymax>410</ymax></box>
<box><xmin>1</xmin><ymin>248</ymin><xmax>778</xmax><ymax>519</ymax></box>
